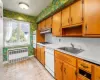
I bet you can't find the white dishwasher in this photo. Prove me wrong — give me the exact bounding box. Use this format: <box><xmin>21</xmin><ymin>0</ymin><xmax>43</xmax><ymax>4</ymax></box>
<box><xmin>45</xmin><ymin>47</ymin><xmax>54</xmax><ymax>77</ymax></box>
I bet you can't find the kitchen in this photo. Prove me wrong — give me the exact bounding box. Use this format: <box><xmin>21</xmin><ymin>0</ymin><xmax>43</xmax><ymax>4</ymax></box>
<box><xmin>0</xmin><ymin>0</ymin><xmax>100</xmax><ymax>80</ymax></box>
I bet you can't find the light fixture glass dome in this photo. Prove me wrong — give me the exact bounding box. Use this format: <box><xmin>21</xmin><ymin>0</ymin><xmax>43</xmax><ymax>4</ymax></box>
<box><xmin>19</xmin><ymin>2</ymin><xmax>29</xmax><ymax>10</ymax></box>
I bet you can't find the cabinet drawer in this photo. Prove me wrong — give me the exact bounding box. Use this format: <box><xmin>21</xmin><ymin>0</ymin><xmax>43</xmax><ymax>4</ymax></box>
<box><xmin>55</xmin><ymin>50</ymin><xmax>76</xmax><ymax>67</ymax></box>
<box><xmin>78</xmin><ymin>59</ymin><xmax>92</xmax><ymax>73</ymax></box>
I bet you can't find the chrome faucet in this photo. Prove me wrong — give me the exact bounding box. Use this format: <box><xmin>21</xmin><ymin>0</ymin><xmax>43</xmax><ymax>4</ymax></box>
<box><xmin>71</xmin><ymin>43</ymin><xmax>74</xmax><ymax>48</ymax></box>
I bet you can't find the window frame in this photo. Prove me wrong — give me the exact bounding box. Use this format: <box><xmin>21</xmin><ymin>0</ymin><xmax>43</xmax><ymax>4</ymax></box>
<box><xmin>4</xmin><ymin>17</ymin><xmax>30</xmax><ymax>47</ymax></box>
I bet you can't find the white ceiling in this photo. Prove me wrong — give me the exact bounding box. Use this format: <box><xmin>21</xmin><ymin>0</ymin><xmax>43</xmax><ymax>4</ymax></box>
<box><xmin>2</xmin><ymin>0</ymin><xmax>52</xmax><ymax>16</ymax></box>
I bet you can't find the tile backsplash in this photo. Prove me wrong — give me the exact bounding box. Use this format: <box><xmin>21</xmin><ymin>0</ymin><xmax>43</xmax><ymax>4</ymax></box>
<box><xmin>45</xmin><ymin>33</ymin><xmax>100</xmax><ymax>53</ymax></box>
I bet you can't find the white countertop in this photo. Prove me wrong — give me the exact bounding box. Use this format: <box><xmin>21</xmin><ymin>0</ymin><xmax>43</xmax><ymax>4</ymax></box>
<box><xmin>37</xmin><ymin>43</ymin><xmax>100</xmax><ymax>65</ymax></box>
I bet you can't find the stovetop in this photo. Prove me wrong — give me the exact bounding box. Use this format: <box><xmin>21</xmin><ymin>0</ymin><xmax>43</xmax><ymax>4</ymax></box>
<box><xmin>40</xmin><ymin>42</ymin><xmax>51</xmax><ymax>45</ymax></box>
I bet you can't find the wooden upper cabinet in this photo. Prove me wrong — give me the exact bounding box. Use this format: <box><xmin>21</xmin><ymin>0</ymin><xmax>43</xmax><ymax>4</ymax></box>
<box><xmin>41</xmin><ymin>47</ymin><xmax>45</xmax><ymax>66</ymax></box>
<box><xmin>84</xmin><ymin>0</ymin><xmax>100</xmax><ymax>35</ymax></box>
<box><xmin>62</xmin><ymin>7</ymin><xmax>70</xmax><ymax>28</ymax></box>
<box><xmin>93</xmin><ymin>65</ymin><xmax>100</xmax><ymax>80</ymax></box>
<box><xmin>36</xmin><ymin>30</ymin><xmax>45</xmax><ymax>42</ymax></box>
<box><xmin>63</xmin><ymin>63</ymin><xmax>76</xmax><ymax>80</ymax></box>
<box><xmin>70</xmin><ymin>0</ymin><xmax>83</xmax><ymax>25</ymax></box>
<box><xmin>38</xmin><ymin>23</ymin><xmax>41</xmax><ymax>30</ymax></box>
<box><xmin>41</xmin><ymin>20</ymin><xmax>46</xmax><ymax>30</ymax></box>
<box><xmin>45</xmin><ymin>17</ymin><xmax>52</xmax><ymax>28</ymax></box>
<box><xmin>55</xmin><ymin>58</ymin><xmax>63</xmax><ymax>80</ymax></box>
<box><xmin>52</xmin><ymin>12</ymin><xmax>62</xmax><ymax>36</ymax></box>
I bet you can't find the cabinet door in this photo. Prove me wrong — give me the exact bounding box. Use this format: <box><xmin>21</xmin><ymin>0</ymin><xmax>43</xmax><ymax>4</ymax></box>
<box><xmin>84</xmin><ymin>0</ymin><xmax>100</xmax><ymax>35</ymax></box>
<box><xmin>36</xmin><ymin>46</ymin><xmax>39</xmax><ymax>60</ymax></box>
<box><xmin>71</xmin><ymin>0</ymin><xmax>82</xmax><ymax>25</ymax></box>
<box><xmin>62</xmin><ymin>7</ymin><xmax>70</xmax><ymax>28</ymax></box>
<box><xmin>38</xmin><ymin>23</ymin><xmax>41</xmax><ymax>30</ymax></box>
<box><xmin>55</xmin><ymin>58</ymin><xmax>63</xmax><ymax>80</ymax></box>
<box><xmin>46</xmin><ymin>17</ymin><xmax>52</xmax><ymax>28</ymax></box>
<box><xmin>41</xmin><ymin>20</ymin><xmax>46</xmax><ymax>30</ymax></box>
<box><xmin>37</xmin><ymin>45</ymin><xmax>41</xmax><ymax>61</ymax></box>
<box><xmin>93</xmin><ymin>65</ymin><xmax>100</xmax><ymax>80</ymax></box>
<box><xmin>41</xmin><ymin>47</ymin><xmax>45</xmax><ymax>66</ymax></box>
<box><xmin>52</xmin><ymin>12</ymin><xmax>62</xmax><ymax>36</ymax></box>
<box><xmin>63</xmin><ymin>63</ymin><xmax>76</xmax><ymax>80</ymax></box>
<box><xmin>36</xmin><ymin>30</ymin><xmax>45</xmax><ymax>43</ymax></box>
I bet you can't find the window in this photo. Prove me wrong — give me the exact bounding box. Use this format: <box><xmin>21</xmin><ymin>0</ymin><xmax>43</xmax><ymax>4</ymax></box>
<box><xmin>4</xmin><ymin>17</ymin><xmax>30</xmax><ymax>47</ymax></box>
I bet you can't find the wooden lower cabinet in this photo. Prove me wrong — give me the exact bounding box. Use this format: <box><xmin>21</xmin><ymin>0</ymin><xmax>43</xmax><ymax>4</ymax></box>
<box><xmin>55</xmin><ymin>57</ymin><xmax>77</xmax><ymax>80</ymax></box>
<box><xmin>63</xmin><ymin>63</ymin><xmax>76</xmax><ymax>80</ymax></box>
<box><xmin>37</xmin><ymin>45</ymin><xmax>40</xmax><ymax>61</ymax></box>
<box><xmin>55</xmin><ymin>50</ymin><xmax>77</xmax><ymax>80</ymax></box>
<box><xmin>37</xmin><ymin>47</ymin><xmax>41</xmax><ymax>61</ymax></box>
<box><xmin>55</xmin><ymin>58</ymin><xmax>63</xmax><ymax>80</ymax></box>
<box><xmin>36</xmin><ymin>45</ymin><xmax>45</xmax><ymax>66</ymax></box>
<box><xmin>77</xmin><ymin>59</ymin><xmax>92</xmax><ymax>80</ymax></box>
<box><xmin>41</xmin><ymin>47</ymin><xmax>45</xmax><ymax>66</ymax></box>
<box><xmin>93</xmin><ymin>65</ymin><xmax>100</xmax><ymax>80</ymax></box>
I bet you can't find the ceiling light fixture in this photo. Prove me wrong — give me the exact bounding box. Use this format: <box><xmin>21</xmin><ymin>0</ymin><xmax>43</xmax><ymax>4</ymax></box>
<box><xmin>19</xmin><ymin>2</ymin><xmax>29</xmax><ymax>10</ymax></box>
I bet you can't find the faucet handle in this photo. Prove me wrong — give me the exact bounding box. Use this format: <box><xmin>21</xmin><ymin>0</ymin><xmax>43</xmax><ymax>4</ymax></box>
<box><xmin>70</xmin><ymin>43</ymin><xmax>74</xmax><ymax>48</ymax></box>
<box><xmin>78</xmin><ymin>45</ymin><xmax>83</xmax><ymax>50</ymax></box>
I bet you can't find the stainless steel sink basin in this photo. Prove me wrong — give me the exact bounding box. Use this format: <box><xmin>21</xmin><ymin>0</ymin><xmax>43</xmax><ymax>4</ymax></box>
<box><xmin>58</xmin><ymin>47</ymin><xmax>84</xmax><ymax>54</ymax></box>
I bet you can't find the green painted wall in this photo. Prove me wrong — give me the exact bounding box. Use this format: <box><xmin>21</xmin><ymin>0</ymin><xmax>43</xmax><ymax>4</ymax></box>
<box><xmin>36</xmin><ymin>0</ymin><xmax>75</xmax><ymax>22</ymax></box>
<box><xmin>3</xmin><ymin>9</ymin><xmax>37</xmax><ymax>61</ymax></box>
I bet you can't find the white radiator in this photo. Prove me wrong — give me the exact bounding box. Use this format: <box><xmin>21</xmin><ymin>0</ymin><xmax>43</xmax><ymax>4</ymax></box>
<box><xmin>8</xmin><ymin>47</ymin><xmax>28</xmax><ymax>63</ymax></box>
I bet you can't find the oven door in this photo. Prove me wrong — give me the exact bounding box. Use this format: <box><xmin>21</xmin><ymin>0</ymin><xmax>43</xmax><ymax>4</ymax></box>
<box><xmin>77</xmin><ymin>69</ymin><xmax>91</xmax><ymax>80</ymax></box>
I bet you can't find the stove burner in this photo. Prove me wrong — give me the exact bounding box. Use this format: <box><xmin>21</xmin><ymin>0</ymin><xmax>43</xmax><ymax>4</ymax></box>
<box><xmin>40</xmin><ymin>42</ymin><xmax>51</xmax><ymax>44</ymax></box>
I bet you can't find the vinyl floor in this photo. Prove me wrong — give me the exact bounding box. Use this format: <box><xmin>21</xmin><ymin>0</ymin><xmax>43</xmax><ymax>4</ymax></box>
<box><xmin>1</xmin><ymin>57</ymin><xmax>55</xmax><ymax>80</ymax></box>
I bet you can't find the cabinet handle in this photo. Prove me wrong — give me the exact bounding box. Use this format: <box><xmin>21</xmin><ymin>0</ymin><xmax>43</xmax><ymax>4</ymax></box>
<box><xmin>59</xmin><ymin>28</ymin><xmax>60</xmax><ymax>32</ymax></box>
<box><xmin>60</xmin><ymin>65</ymin><xmax>63</xmax><ymax>71</ymax></box>
<box><xmin>68</xmin><ymin>18</ymin><xmax>70</xmax><ymax>23</ymax></box>
<box><xmin>64</xmin><ymin>68</ymin><xmax>66</xmax><ymax>74</ymax></box>
<box><xmin>81</xmin><ymin>17</ymin><xmax>84</xmax><ymax>21</ymax></box>
<box><xmin>98</xmin><ymin>77</ymin><xmax>100</xmax><ymax>79</ymax></box>
<box><xmin>71</xmin><ymin>17</ymin><xmax>72</xmax><ymax>22</ymax></box>
<box><xmin>85</xmin><ymin>25</ymin><xmax>87</xmax><ymax>31</ymax></box>
<box><xmin>81</xmin><ymin>64</ymin><xmax>88</xmax><ymax>68</ymax></box>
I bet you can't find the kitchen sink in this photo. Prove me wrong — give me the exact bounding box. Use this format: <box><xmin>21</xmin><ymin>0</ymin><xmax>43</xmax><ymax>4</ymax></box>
<box><xmin>58</xmin><ymin>47</ymin><xmax>84</xmax><ymax>54</ymax></box>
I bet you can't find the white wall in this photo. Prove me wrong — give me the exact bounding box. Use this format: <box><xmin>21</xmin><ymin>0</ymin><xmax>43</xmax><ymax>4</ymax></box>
<box><xmin>45</xmin><ymin>33</ymin><xmax>100</xmax><ymax>53</ymax></box>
